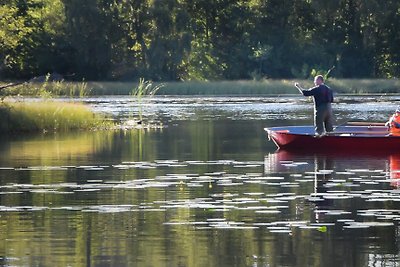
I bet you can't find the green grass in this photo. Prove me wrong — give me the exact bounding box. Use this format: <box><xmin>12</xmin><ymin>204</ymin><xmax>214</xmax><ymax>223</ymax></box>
<box><xmin>84</xmin><ymin>80</ymin><xmax>297</xmax><ymax>95</ymax></box>
<box><xmin>1</xmin><ymin>80</ymin><xmax>91</xmax><ymax>97</ymax></box>
<box><xmin>0</xmin><ymin>101</ymin><xmax>112</xmax><ymax>133</ymax></box>
<box><xmin>87</xmin><ymin>79</ymin><xmax>400</xmax><ymax>95</ymax></box>
<box><xmin>1</xmin><ymin>79</ymin><xmax>400</xmax><ymax>96</ymax></box>
<box><xmin>329</xmin><ymin>79</ymin><xmax>400</xmax><ymax>94</ymax></box>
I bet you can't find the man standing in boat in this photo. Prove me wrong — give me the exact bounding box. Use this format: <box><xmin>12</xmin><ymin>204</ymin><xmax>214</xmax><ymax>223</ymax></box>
<box><xmin>294</xmin><ymin>75</ymin><xmax>334</xmax><ymax>136</ymax></box>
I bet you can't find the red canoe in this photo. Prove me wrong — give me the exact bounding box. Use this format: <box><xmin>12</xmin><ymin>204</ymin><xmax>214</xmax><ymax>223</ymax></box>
<box><xmin>264</xmin><ymin>122</ymin><xmax>400</xmax><ymax>150</ymax></box>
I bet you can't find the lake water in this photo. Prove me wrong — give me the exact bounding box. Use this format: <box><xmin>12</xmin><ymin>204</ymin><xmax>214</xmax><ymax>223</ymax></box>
<box><xmin>1</xmin><ymin>95</ymin><xmax>400</xmax><ymax>266</ymax></box>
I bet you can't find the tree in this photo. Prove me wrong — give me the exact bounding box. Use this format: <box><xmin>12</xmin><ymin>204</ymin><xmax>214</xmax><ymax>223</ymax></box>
<box><xmin>2</xmin><ymin>0</ymin><xmax>400</xmax><ymax>80</ymax></box>
<box><xmin>0</xmin><ymin>3</ymin><xmax>30</xmax><ymax>77</ymax></box>
<box><xmin>146</xmin><ymin>0</ymin><xmax>191</xmax><ymax>80</ymax></box>
<box><xmin>62</xmin><ymin>0</ymin><xmax>115</xmax><ymax>79</ymax></box>
<box><xmin>368</xmin><ymin>0</ymin><xmax>400</xmax><ymax>77</ymax></box>
<box><xmin>0</xmin><ymin>0</ymin><xmax>68</xmax><ymax>79</ymax></box>
<box><xmin>115</xmin><ymin>0</ymin><xmax>152</xmax><ymax>79</ymax></box>
<box><xmin>187</xmin><ymin>0</ymin><xmax>255</xmax><ymax>80</ymax></box>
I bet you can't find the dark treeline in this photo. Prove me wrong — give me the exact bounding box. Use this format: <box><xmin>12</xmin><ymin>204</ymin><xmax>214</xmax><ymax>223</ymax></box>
<box><xmin>1</xmin><ymin>0</ymin><xmax>400</xmax><ymax>81</ymax></box>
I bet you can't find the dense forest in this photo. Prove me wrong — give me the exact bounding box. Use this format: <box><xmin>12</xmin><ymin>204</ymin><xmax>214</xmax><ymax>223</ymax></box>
<box><xmin>1</xmin><ymin>0</ymin><xmax>400</xmax><ymax>81</ymax></box>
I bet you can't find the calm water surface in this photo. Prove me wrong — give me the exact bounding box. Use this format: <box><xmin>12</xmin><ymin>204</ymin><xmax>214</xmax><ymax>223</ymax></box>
<box><xmin>1</xmin><ymin>96</ymin><xmax>400</xmax><ymax>266</ymax></box>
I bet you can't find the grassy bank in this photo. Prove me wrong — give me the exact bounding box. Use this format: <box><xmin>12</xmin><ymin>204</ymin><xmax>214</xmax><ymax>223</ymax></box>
<box><xmin>93</xmin><ymin>79</ymin><xmax>400</xmax><ymax>95</ymax></box>
<box><xmin>128</xmin><ymin>79</ymin><xmax>400</xmax><ymax>95</ymax></box>
<box><xmin>0</xmin><ymin>101</ymin><xmax>111</xmax><ymax>133</ymax></box>
<box><xmin>1</xmin><ymin>79</ymin><xmax>399</xmax><ymax>96</ymax></box>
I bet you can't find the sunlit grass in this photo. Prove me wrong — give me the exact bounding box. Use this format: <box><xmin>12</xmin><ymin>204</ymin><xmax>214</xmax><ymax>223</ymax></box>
<box><xmin>329</xmin><ymin>79</ymin><xmax>400</xmax><ymax>94</ymax></box>
<box><xmin>2</xmin><ymin>79</ymin><xmax>91</xmax><ymax>97</ymax></box>
<box><xmin>72</xmin><ymin>79</ymin><xmax>400</xmax><ymax>95</ymax></box>
<box><xmin>0</xmin><ymin>101</ymin><xmax>111</xmax><ymax>133</ymax></box>
<box><xmin>1</xmin><ymin>79</ymin><xmax>400</xmax><ymax>96</ymax></box>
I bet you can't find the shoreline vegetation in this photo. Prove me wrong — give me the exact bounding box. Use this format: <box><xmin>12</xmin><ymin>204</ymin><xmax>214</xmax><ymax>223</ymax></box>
<box><xmin>0</xmin><ymin>78</ymin><xmax>397</xmax><ymax>133</ymax></box>
<box><xmin>0</xmin><ymin>100</ymin><xmax>112</xmax><ymax>133</ymax></box>
<box><xmin>1</xmin><ymin>79</ymin><xmax>399</xmax><ymax>96</ymax></box>
<box><xmin>0</xmin><ymin>78</ymin><xmax>165</xmax><ymax>133</ymax></box>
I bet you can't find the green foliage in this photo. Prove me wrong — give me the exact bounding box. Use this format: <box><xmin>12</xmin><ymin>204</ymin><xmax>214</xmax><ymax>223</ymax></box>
<box><xmin>1</xmin><ymin>0</ymin><xmax>400</xmax><ymax>80</ymax></box>
<box><xmin>62</xmin><ymin>0</ymin><xmax>116</xmax><ymax>79</ymax></box>
<box><xmin>187</xmin><ymin>42</ymin><xmax>225</xmax><ymax>81</ymax></box>
<box><xmin>249</xmin><ymin>44</ymin><xmax>273</xmax><ymax>80</ymax></box>
<box><xmin>0</xmin><ymin>5</ymin><xmax>31</xmax><ymax>51</ymax></box>
<box><xmin>0</xmin><ymin>0</ymin><xmax>67</xmax><ymax>78</ymax></box>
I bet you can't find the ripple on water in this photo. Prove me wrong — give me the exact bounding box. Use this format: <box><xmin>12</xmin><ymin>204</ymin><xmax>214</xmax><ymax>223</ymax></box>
<box><xmin>3</xmin><ymin>151</ymin><xmax>400</xmax><ymax>240</ymax></box>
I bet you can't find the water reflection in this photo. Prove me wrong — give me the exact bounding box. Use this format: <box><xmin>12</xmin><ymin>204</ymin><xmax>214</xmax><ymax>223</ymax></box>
<box><xmin>390</xmin><ymin>154</ymin><xmax>400</xmax><ymax>187</ymax></box>
<box><xmin>1</xmin><ymin>96</ymin><xmax>400</xmax><ymax>266</ymax></box>
<box><xmin>0</xmin><ymin>131</ymin><xmax>115</xmax><ymax>165</ymax></box>
<box><xmin>265</xmin><ymin>149</ymin><xmax>400</xmax><ymax>265</ymax></box>
<box><xmin>266</xmin><ymin>148</ymin><xmax>400</xmax><ymax>188</ymax></box>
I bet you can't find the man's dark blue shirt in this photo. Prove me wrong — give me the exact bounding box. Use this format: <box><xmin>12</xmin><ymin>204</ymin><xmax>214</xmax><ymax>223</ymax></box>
<box><xmin>302</xmin><ymin>84</ymin><xmax>333</xmax><ymax>107</ymax></box>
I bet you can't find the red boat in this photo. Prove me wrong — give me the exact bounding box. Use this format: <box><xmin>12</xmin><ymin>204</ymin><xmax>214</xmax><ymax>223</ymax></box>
<box><xmin>264</xmin><ymin>122</ymin><xmax>400</xmax><ymax>150</ymax></box>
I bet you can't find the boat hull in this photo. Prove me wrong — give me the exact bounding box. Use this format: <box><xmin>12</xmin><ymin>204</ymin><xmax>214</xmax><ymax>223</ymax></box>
<box><xmin>265</xmin><ymin>125</ymin><xmax>400</xmax><ymax>150</ymax></box>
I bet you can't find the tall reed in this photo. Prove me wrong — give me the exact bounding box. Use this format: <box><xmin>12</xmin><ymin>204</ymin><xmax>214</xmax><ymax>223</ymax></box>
<box><xmin>131</xmin><ymin>78</ymin><xmax>164</xmax><ymax>122</ymax></box>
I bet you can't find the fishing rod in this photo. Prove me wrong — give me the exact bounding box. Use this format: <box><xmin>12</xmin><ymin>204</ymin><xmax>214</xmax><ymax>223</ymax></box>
<box><xmin>295</xmin><ymin>65</ymin><xmax>335</xmax><ymax>91</ymax></box>
<box><xmin>324</xmin><ymin>66</ymin><xmax>335</xmax><ymax>80</ymax></box>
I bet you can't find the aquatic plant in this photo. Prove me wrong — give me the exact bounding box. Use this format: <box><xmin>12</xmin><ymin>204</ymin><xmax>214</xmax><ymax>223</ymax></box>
<box><xmin>131</xmin><ymin>78</ymin><xmax>164</xmax><ymax>123</ymax></box>
<box><xmin>0</xmin><ymin>100</ymin><xmax>111</xmax><ymax>132</ymax></box>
